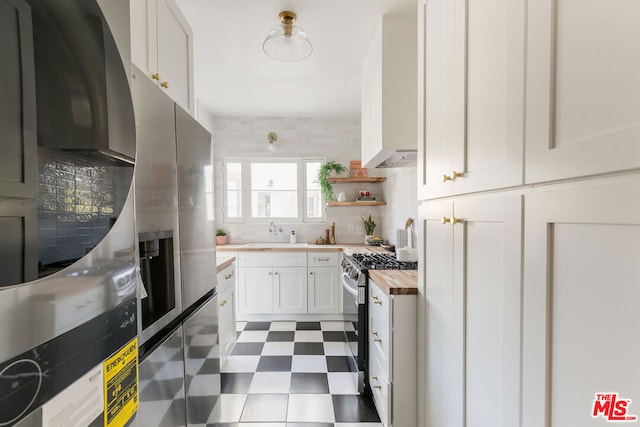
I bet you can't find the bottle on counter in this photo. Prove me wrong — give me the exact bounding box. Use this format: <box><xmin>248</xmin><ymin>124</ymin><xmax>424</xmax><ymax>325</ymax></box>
<box><xmin>290</xmin><ymin>230</ymin><xmax>297</xmax><ymax>244</ymax></box>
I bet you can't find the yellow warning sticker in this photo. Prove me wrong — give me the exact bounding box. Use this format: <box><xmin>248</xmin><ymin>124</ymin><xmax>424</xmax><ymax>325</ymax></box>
<box><xmin>103</xmin><ymin>338</ymin><xmax>138</xmax><ymax>427</ymax></box>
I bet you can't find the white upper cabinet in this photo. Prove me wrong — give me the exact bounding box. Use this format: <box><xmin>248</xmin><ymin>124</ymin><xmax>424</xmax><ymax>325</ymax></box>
<box><xmin>418</xmin><ymin>0</ymin><xmax>525</xmax><ymax>199</ymax></box>
<box><xmin>131</xmin><ymin>0</ymin><xmax>194</xmax><ymax>113</ymax></box>
<box><xmin>361</xmin><ymin>14</ymin><xmax>417</xmax><ymax>169</ymax></box>
<box><xmin>526</xmin><ymin>0</ymin><xmax>640</xmax><ymax>183</ymax></box>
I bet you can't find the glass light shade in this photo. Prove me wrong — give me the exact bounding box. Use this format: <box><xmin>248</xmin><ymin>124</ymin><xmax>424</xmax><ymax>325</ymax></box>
<box><xmin>263</xmin><ymin>23</ymin><xmax>313</xmax><ymax>62</ymax></box>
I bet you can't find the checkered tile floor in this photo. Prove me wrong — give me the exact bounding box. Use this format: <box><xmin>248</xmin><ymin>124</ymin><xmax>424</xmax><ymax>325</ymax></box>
<box><xmin>138</xmin><ymin>320</ymin><xmax>382</xmax><ymax>427</ymax></box>
<box><xmin>216</xmin><ymin>321</ymin><xmax>382</xmax><ymax>426</ymax></box>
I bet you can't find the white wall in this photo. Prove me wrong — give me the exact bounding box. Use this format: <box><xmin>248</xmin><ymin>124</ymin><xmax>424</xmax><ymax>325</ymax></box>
<box><xmin>381</xmin><ymin>166</ymin><xmax>418</xmax><ymax>247</ymax></box>
<box><xmin>210</xmin><ymin>116</ymin><xmax>416</xmax><ymax>244</ymax></box>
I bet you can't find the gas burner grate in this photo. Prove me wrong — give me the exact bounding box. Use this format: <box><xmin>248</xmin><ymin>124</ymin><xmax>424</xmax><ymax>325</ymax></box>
<box><xmin>350</xmin><ymin>253</ymin><xmax>417</xmax><ymax>270</ymax></box>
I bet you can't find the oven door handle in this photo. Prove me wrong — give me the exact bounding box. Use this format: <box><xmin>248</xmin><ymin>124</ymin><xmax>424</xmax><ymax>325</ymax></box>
<box><xmin>341</xmin><ymin>273</ymin><xmax>359</xmax><ymax>298</ymax></box>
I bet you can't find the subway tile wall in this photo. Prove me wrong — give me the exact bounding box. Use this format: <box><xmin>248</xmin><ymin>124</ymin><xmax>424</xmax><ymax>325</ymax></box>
<box><xmin>211</xmin><ymin>117</ymin><xmax>384</xmax><ymax>244</ymax></box>
<box><xmin>209</xmin><ymin>116</ymin><xmax>417</xmax><ymax>245</ymax></box>
<box><xmin>380</xmin><ymin>166</ymin><xmax>418</xmax><ymax>247</ymax></box>
<box><xmin>37</xmin><ymin>147</ymin><xmax>133</xmax><ymax>267</ymax></box>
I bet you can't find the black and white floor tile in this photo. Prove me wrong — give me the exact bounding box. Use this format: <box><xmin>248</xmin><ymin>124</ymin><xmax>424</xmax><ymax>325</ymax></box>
<box><xmin>138</xmin><ymin>320</ymin><xmax>382</xmax><ymax>426</ymax></box>
<box><xmin>212</xmin><ymin>320</ymin><xmax>382</xmax><ymax>427</ymax></box>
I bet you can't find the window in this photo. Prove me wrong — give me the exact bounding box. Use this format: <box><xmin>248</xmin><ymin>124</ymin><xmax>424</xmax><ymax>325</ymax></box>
<box><xmin>223</xmin><ymin>159</ymin><xmax>324</xmax><ymax>223</ymax></box>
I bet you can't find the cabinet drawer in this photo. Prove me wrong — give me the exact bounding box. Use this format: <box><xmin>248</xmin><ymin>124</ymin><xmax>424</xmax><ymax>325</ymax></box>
<box><xmin>239</xmin><ymin>252</ymin><xmax>307</xmax><ymax>267</ymax></box>
<box><xmin>370</xmin><ymin>349</ymin><xmax>390</xmax><ymax>426</ymax></box>
<box><xmin>217</xmin><ymin>264</ymin><xmax>235</xmax><ymax>293</ymax></box>
<box><xmin>369</xmin><ymin>281</ymin><xmax>390</xmax><ymax>327</ymax></box>
<box><xmin>370</xmin><ymin>312</ymin><xmax>390</xmax><ymax>365</ymax></box>
<box><xmin>307</xmin><ymin>252</ymin><xmax>340</xmax><ymax>267</ymax></box>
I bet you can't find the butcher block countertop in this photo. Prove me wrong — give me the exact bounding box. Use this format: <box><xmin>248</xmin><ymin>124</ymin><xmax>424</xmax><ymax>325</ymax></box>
<box><xmin>368</xmin><ymin>270</ymin><xmax>418</xmax><ymax>296</ymax></box>
<box><xmin>216</xmin><ymin>253</ymin><xmax>236</xmax><ymax>272</ymax></box>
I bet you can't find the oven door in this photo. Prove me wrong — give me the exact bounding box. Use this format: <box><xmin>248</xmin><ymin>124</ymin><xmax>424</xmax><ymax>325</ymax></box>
<box><xmin>341</xmin><ymin>272</ymin><xmax>359</xmax><ymax>308</ymax></box>
<box><xmin>341</xmin><ymin>269</ymin><xmax>368</xmax><ymax>393</ymax></box>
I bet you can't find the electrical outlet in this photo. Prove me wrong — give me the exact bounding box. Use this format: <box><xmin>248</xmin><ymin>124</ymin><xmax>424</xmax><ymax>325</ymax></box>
<box><xmin>348</xmin><ymin>223</ymin><xmax>355</xmax><ymax>232</ymax></box>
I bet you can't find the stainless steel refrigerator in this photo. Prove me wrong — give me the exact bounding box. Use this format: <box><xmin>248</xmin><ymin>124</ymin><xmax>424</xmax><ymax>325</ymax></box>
<box><xmin>132</xmin><ymin>66</ymin><xmax>219</xmax><ymax>427</ymax></box>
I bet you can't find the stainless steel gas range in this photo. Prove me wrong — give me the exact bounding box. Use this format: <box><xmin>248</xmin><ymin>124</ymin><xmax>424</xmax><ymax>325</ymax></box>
<box><xmin>341</xmin><ymin>252</ymin><xmax>417</xmax><ymax>394</ymax></box>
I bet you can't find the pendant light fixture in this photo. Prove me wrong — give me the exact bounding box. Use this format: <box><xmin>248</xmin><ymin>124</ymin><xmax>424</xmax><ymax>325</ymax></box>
<box><xmin>263</xmin><ymin>11</ymin><xmax>313</xmax><ymax>62</ymax></box>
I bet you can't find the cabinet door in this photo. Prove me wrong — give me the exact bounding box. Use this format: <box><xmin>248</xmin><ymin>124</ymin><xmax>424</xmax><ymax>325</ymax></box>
<box><xmin>238</xmin><ymin>267</ymin><xmax>273</xmax><ymax>314</ymax></box>
<box><xmin>0</xmin><ymin>199</ymin><xmax>37</xmax><ymax>286</ymax></box>
<box><xmin>419</xmin><ymin>200</ymin><xmax>457</xmax><ymax>427</ymax></box>
<box><xmin>218</xmin><ymin>286</ymin><xmax>236</xmax><ymax>358</ymax></box>
<box><xmin>522</xmin><ymin>181</ymin><xmax>640</xmax><ymax>427</ymax></box>
<box><xmin>218</xmin><ymin>285</ymin><xmax>235</xmax><ymax>361</ymax></box>
<box><xmin>526</xmin><ymin>0</ymin><xmax>640</xmax><ymax>183</ymax></box>
<box><xmin>418</xmin><ymin>0</ymin><xmax>525</xmax><ymax>199</ymax></box>
<box><xmin>273</xmin><ymin>267</ymin><xmax>307</xmax><ymax>314</ymax></box>
<box><xmin>417</xmin><ymin>0</ymin><xmax>454</xmax><ymax>200</ymax></box>
<box><xmin>308</xmin><ymin>267</ymin><xmax>341</xmax><ymax>314</ymax></box>
<box><xmin>0</xmin><ymin>0</ymin><xmax>37</xmax><ymax>199</ymax></box>
<box><xmin>454</xmin><ymin>195</ymin><xmax>522</xmax><ymax>427</ymax></box>
<box><xmin>130</xmin><ymin>0</ymin><xmax>193</xmax><ymax>113</ymax></box>
<box><xmin>130</xmin><ymin>0</ymin><xmax>153</xmax><ymax>74</ymax></box>
<box><xmin>156</xmin><ymin>0</ymin><xmax>193</xmax><ymax>113</ymax></box>
<box><xmin>419</xmin><ymin>195</ymin><xmax>522</xmax><ymax>427</ymax></box>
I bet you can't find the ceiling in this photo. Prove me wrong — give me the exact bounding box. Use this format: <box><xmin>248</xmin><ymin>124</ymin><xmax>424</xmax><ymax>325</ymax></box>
<box><xmin>175</xmin><ymin>0</ymin><xmax>414</xmax><ymax>118</ymax></box>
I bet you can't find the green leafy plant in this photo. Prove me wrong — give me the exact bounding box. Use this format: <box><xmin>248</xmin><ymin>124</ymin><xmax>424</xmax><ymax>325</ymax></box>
<box><xmin>361</xmin><ymin>214</ymin><xmax>376</xmax><ymax>235</ymax></box>
<box><xmin>318</xmin><ymin>161</ymin><xmax>347</xmax><ymax>202</ymax></box>
<box><xmin>216</xmin><ymin>229</ymin><xmax>226</xmax><ymax>236</ymax></box>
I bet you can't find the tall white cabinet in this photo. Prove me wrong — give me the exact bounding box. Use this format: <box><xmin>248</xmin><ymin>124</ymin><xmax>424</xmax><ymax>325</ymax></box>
<box><xmin>417</xmin><ymin>1</ymin><xmax>640</xmax><ymax>426</ymax></box>
<box><xmin>130</xmin><ymin>0</ymin><xmax>194</xmax><ymax>114</ymax></box>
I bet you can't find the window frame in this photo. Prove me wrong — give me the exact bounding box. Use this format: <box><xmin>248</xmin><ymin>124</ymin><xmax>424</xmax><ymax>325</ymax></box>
<box><xmin>222</xmin><ymin>158</ymin><xmax>325</xmax><ymax>224</ymax></box>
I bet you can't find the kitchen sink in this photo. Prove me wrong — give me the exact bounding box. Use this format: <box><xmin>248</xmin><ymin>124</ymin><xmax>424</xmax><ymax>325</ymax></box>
<box><xmin>242</xmin><ymin>243</ymin><xmax>309</xmax><ymax>248</ymax></box>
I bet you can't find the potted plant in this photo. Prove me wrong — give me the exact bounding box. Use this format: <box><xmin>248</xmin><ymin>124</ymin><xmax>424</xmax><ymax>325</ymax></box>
<box><xmin>361</xmin><ymin>214</ymin><xmax>376</xmax><ymax>244</ymax></box>
<box><xmin>215</xmin><ymin>229</ymin><xmax>227</xmax><ymax>245</ymax></box>
<box><xmin>318</xmin><ymin>161</ymin><xmax>347</xmax><ymax>202</ymax></box>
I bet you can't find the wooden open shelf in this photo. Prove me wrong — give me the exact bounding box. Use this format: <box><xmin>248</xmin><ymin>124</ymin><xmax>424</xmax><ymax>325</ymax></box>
<box><xmin>326</xmin><ymin>201</ymin><xmax>387</xmax><ymax>207</ymax></box>
<box><xmin>327</xmin><ymin>177</ymin><xmax>387</xmax><ymax>183</ymax></box>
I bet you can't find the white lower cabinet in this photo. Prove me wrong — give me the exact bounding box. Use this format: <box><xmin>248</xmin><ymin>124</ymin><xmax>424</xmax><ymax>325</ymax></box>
<box><xmin>308</xmin><ymin>266</ymin><xmax>341</xmax><ymax>314</ymax></box>
<box><xmin>273</xmin><ymin>267</ymin><xmax>308</xmax><ymax>314</ymax></box>
<box><xmin>237</xmin><ymin>251</ymin><xmax>341</xmax><ymax>316</ymax></box>
<box><xmin>239</xmin><ymin>267</ymin><xmax>307</xmax><ymax>314</ymax></box>
<box><xmin>238</xmin><ymin>252</ymin><xmax>308</xmax><ymax>315</ymax></box>
<box><xmin>368</xmin><ymin>279</ymin><xmax>417</xmax><ymax>427</ymax></box>
<box><xmin>238</xmin><ymin>267</ymin><xmax>274</xmax><ymax>314</ymax></box>
<box><xmin>217</xmin><ymin>263</ymin><xmax>236</xmax><ymax>362</ymax></box>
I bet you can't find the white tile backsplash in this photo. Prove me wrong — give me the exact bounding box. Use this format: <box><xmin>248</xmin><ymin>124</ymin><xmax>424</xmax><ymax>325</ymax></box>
<box><xmin>381</xmin><ymin>166</ymin><xmax>418</xmax><ymax>247</ymax></box>
<box><xmin>209</xmin><ymin>116</ymin><xmax>416</xmax><ymax>245</ymax></box>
